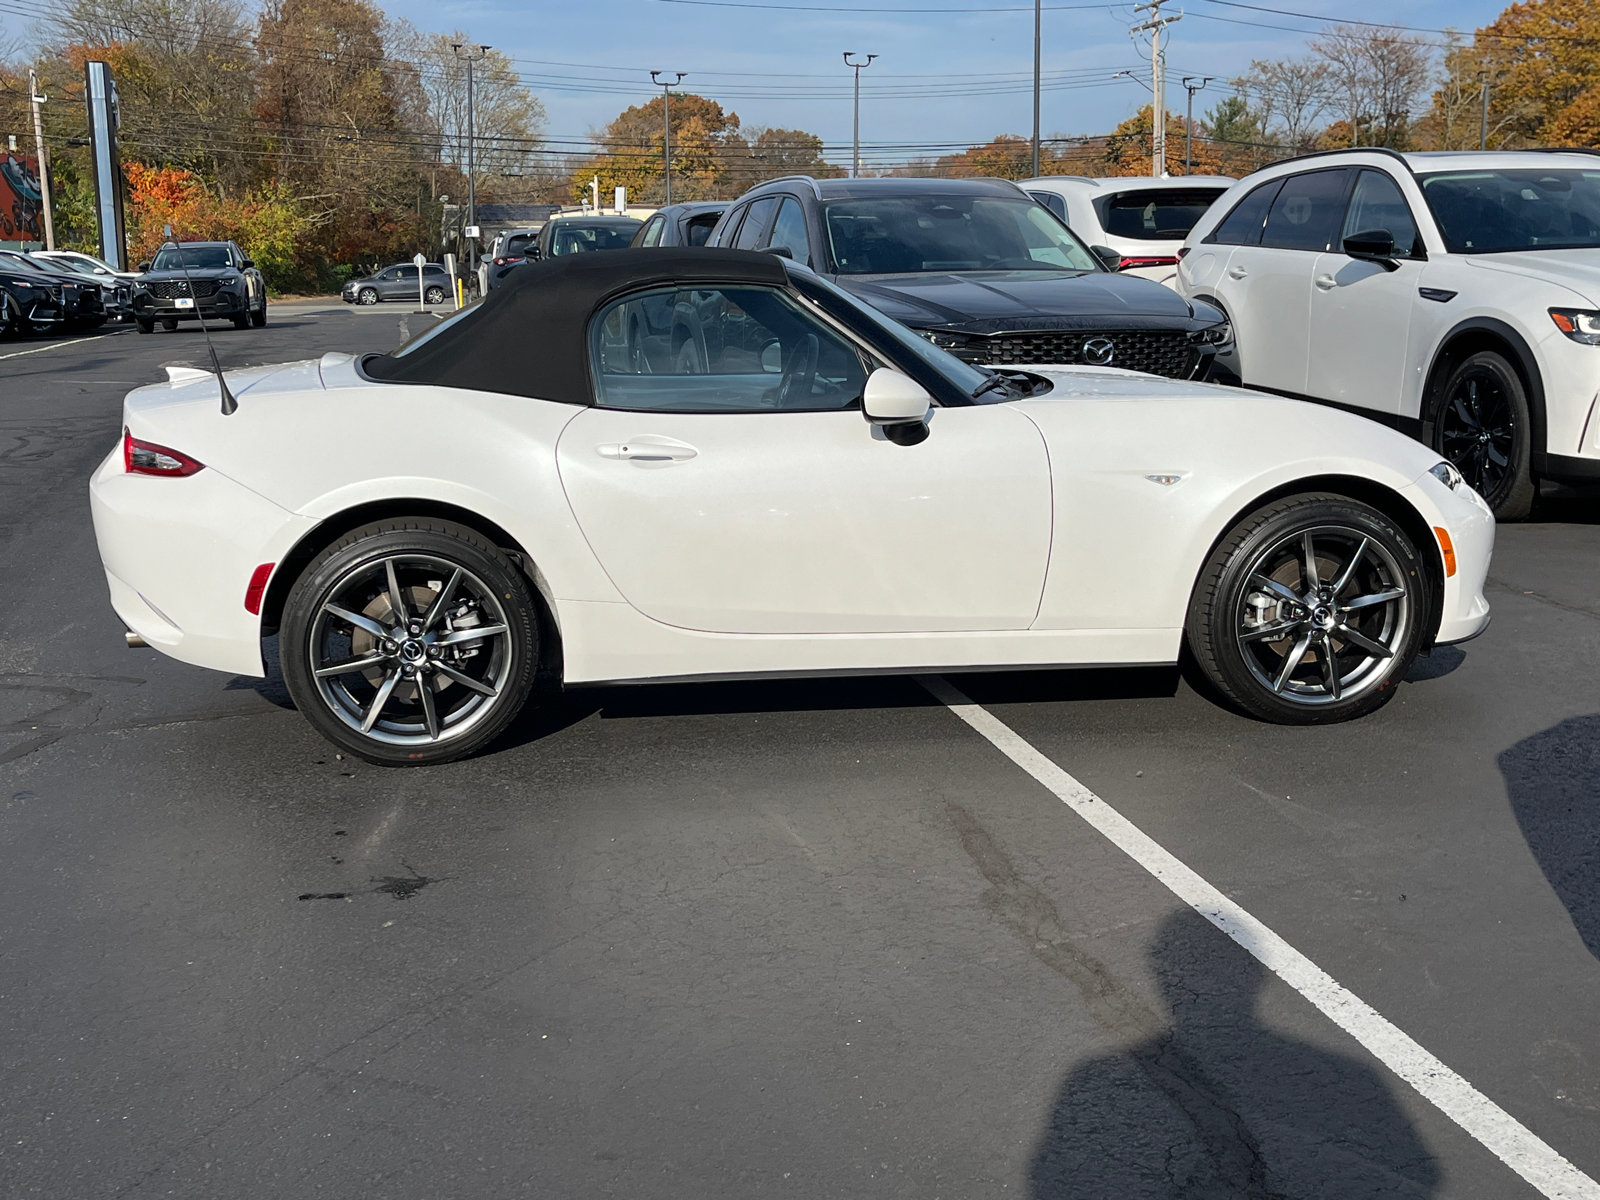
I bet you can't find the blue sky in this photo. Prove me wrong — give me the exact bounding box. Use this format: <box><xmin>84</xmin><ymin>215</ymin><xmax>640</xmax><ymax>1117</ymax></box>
<box><xmin>372</xmin><ymin>0</ymin><xmax>1510</xmax><ymax>165</ymax></box>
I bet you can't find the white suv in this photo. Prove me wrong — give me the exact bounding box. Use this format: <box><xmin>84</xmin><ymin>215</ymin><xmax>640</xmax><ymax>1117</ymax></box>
<box><xmin>1024</xmin><ymin>175</ymin><xmax>1234</xmax><ymax>288</ymax></box>
<box><xmin>1179</xmin><ymin>149</ymin><xmax>1600</xmax><ymax>518</ymax></box>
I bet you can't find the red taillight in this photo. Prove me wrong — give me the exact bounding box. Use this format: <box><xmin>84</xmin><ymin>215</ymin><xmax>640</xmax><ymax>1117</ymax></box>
<box><xmin>1116</xmin><ymin>255</ymin><xmax>1181</xmax><ymax>271</ymax></box>
<box><xmin>123</xmin><ymin>428</ymin><xmax>204</xmax><ymax>477</ymax></box>
<box><xmin>492</xmin><ymin>255</ymin><xmax>525</xmax><ymax>266</ymax></box>
<box><xmin>244</xmin><ymin>563</ymin><xmax>275</xmax><ymax>615</ymax></box>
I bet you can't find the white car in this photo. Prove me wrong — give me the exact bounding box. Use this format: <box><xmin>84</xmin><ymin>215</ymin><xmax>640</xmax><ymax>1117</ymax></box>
<box><xmin>90</xmin><ymin>248</ymin><xmax>1492</xmax><ymax>765</ymax></box>
<box><xmin>1178</xmin><ymin>149</ymin><xmax>1600</xmax><ymax>519</ymax></box>
<box><xmin>32</xmin><ymin>248</ymin><xmax>139</xmax><ymax>281</ymax></box>
<box><xmin>1022</xmin><ymin>175</ymin><xmax>1235</xmax><ymax>288</ymax></box>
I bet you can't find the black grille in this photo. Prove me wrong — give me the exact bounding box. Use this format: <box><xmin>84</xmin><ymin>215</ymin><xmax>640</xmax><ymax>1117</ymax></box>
<box><xmin>952</xmin><ymin>329</ymin><xmax>1198</xmax><ymax>378</ymax></box>
<box><xmin>146</xmin><ymin>279</ymin><xmax>221</xmax><ymax>300</ymax></box>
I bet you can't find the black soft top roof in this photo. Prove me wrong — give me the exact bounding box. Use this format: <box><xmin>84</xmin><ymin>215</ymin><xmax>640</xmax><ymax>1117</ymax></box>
<box><xmin>363</xmin><ymin>247</ymin><xmax>788</xmax><ymax>405</ymax></box>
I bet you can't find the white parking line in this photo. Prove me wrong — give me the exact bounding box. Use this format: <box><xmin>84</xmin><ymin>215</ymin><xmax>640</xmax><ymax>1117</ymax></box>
<box><xmin>917</xmin><ymin>674</ymin><xmax>1600</xmax><ymax>1200</ymax></box>
<box><xmin>0</xmin><ymin>328</ymin><xmax>131</xmax><ymax>362</ymax></box>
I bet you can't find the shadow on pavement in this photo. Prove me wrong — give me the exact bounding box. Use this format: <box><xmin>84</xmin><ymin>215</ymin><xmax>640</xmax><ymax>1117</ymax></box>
<box><xmin>1498</xmin><ymin>714</ymin><xmax>1600</xmax><ymax>961</ymax></box>
<box><xmin>1029</xmin><ymin>909</ymin><xmax>1440</xmax><ymax>1199</ymax></box>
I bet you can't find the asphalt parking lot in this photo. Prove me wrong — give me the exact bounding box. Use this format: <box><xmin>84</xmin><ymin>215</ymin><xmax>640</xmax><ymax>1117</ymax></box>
<box><xmin>2</xmin><ymin>304</ymin><xmax>1599</xmax><ymax>1199</ymax></box>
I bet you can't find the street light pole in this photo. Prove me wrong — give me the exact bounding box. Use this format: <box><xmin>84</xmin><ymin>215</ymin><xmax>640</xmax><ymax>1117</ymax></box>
<box><xmin>1181</xmin><ymin>76</ymin><xmax>1212</xmax><ymax>176</ymax></box>
<box><xmin>1032</xmin><ymin>0</ymin><xmax>1041</xmax><ymax>178</ymax></box>
<box><xmin>843</xmin><ymin>52</ymin><xmax>877</xmax><ymax>178</ymax></box>
<box><xmin>1479</xmin><ymin>70</ymin><xmax>1491</xmax><ymax>150</ymax></box>
<box><xmin>452</xmin><ymin>43</ymin><xmax>489</xmax><ymax>279</ymax></box>
<box><xmin>28</xmin><ymin>69</ymin><xmax>54</xmax><ymax>250</ymax></box>
<box><xmin>650</xmin><ymin>71</ymin><xmax>686</xmax><ymax>205</ymax></box>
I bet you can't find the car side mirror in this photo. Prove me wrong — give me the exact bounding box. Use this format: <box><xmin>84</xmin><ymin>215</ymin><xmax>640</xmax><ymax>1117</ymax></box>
<box><xmin>863</xmin><ymin>368</ymin><xmax>932</xmax><ymax>445</ymax></box>
<box><xmin>760</xmin><ymin>245</ymin><xmax>793</xmax><ymax>259</ymax></box>
<box><xmin>241</xmin><ymin>258</ymin><xmax>254</xmax><ymax>268</ymax></box>
<box><xmin>1090</xmin><ymin>245</ymin><xmax>1122</xmax><ymax>271</ymax></box>
<box><xmin>137</xmin><ymin>262</ymin><xmax>151</xmax><ymax>272</ymax></box>
<box><xmin>1343</xmin><ymin>229</ymin><xmax>1399</xmax><ymax>270</ymax></box>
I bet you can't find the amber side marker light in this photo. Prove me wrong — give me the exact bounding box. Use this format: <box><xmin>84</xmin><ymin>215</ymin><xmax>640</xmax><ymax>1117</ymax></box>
<box><xmin>244</xmin><ymin>563</ymin><xmax>275</xmax><ymax>615</ymax></box>
<box><xmin>1433</xmin><ymin>526</ymin><xmax>1457</xmax><ymax>578</ymax></box>
<box><xmin>123</xmin><ymin>428</ymin><xmax>205</xmax><ymax>477</ymax></box>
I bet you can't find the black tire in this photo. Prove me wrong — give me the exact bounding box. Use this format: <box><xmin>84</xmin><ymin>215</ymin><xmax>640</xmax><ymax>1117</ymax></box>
<box><xmin>0</xmin><ymin>295</ymin><xmax>16</xmax><ymax>340</ymax></box>
<box><xmin>231</xmin><ymin>311</ymin><xmax>249</xmax><ymax>330</ymax></box>
<box><xmin>135</xmin><ymin>317</ymin><xmax>154</xmax><ymax>334</ymax></box>
<box><xmin>280</xmin><ymin>519</ymin><xmax>539</xmax><ymax>766</ymax></box>
<box><xmin>358</xmin><ymin>287</ymin><xmax>379</xmax><ymax>306</ymax></box>
<box><xmin>424</xmin><ymin>285</ymin><xmax>445</xmax><ymax>305</ymax></box>
<box><xmin>250</xmin><ymin>297</ymin><xmax>267</xmax><ymax>327</ymax></box>
<box><xmin>1186</xmin><ymin>493</ymin><xmax>1428</xmax><ymax>725</ymax></box>
<box><xmin>161</xmin><ymin>318</ymin><xmax>178</xmax><ymax>331</ymax></box>
<box><xmin>1429</xmin><ymin>350</ymin><xmax>1535</xmax><ymax>521</ymax></box>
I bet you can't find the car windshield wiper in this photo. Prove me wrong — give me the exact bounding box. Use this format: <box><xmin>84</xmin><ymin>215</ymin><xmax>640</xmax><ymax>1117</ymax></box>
<box><xmin>971</xmin><ymin>373</ymin><xmax>1010</xmax><ymax>399</ymax></box>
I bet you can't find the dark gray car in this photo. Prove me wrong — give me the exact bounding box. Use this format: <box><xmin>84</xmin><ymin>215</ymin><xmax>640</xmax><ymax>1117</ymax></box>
<box><xmin>486</xmin><ymin>216</ymin><xmax>642</xmax><ymax>291</ymax></box>
<box><xmin>706</xmin><ymin>176</ymin><xmax>1231</xmax><ymax>379</ymax></box>
<box><xmin>343</xmin><ymin>263</ymin><xmax>451</xmax><ymax>306</ymax></box>
<box><xmin>630</xmin><ymin>203</ymin><xmax>728</xmax><ymax>249</ymax></box>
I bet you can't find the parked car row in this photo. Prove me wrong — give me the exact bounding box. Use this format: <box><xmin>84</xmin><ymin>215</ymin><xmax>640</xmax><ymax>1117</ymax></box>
<box><xmin>0</xmin><ymin>239</ymin><xmax>268</xmax><ymax>339</ymax></box>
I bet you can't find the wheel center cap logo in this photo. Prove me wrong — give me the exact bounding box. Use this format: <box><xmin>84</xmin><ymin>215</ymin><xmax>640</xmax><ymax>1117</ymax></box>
<box><xmin>1082</xmin><ymin>337</ymin><xmax>1116</xmax><ymax>366</ymax></box>
<box><xmin>1312</xmin><ymin>605</ymin><xmax>1335</xmax><ymax>629</ymax></box>
<box><xmin>400</xmin><ymin>639</ymin><xmax>426</xmax><ymax>663</ymax></box>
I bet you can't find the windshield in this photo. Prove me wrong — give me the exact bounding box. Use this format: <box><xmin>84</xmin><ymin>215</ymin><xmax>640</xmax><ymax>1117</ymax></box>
<box><xmin>786</xmin><ymin>268</ymin><xmax>999</xmax><ymax>400</ymax></box>
<box><xmin>48</xmin><ymin>256</ymin><xmax>100</xmax><ymax>276</ymax></box>
<box><xmin>0</xmin><ymin>251</ymin><xmax>52</xmax><ymax>274</ymax></box>
<box><xmin>151</xmin><ymin>246</ymin><xmax>233</xmax><ymax>271</ymax></box>
<box><xmin>822</xmin><ymin>194</ymin><xmax>1100</xmax><ymax>275</ymax></box>
<box><xmin>549</xmin><ymin>222</ymin><xmax>641</xmax><ymax>256</ymax></box>
<box><xmin>1418</xmin><ymin>169</ymin><xmax>1600</xmax><ymax>254</ymax></box>
<box><xmin>387</xmin><ymin>299</ymin><xmax>486</xmax><ymax>358</ymax></box>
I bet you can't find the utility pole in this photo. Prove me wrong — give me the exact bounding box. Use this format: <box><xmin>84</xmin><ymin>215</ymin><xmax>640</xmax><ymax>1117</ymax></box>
<box><xmin>1031</xmin><ymin>0</ymin><xmax>1041</xmax><ymax>178</ymax></box>
<box><xmin>650</xmin><ymin>71</ymin><xmax>686</xmax><ymax>205</ymax></box>
<box><xmin>1479</xmin><ymin>70</ymin><xmax>1491</xmax><ymax>150</ymax></box>
<box><xmin>1132</xmin><ymin>1</ymin><xmax>1180</xmax><ymax>178</ymax></box>
<box><xmin>28</xmin><ymin>69</ymin><xmax>54</xmax><ymax>250</ymax></box>
<box><xmin>452</xmin><ymin>43</ymin><xmax>489</xmax><ymax>277</ymax></box>
<box><xmin>843</xmin><ymin>52</ymin><xmax>877</xmax><ymax>178</ymax></box>
<box><xmin>1181</xmin><ymin>76</ymin><xmax>1212</xmax><ymax>176</ymax></box>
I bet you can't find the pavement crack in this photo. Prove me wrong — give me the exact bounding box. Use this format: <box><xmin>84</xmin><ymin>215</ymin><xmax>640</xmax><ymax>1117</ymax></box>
<box><xmin>946</xmin><ymin>802</ymin><xmax>1284</xmax><ymax>1199</ymax></box>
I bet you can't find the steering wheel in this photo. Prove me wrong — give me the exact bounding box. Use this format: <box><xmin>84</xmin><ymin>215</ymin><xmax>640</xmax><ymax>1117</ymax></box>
<box><xmin>776</xmin><ymin>334</ymin><xmax>820</xmax><ymax>408</ymax></box>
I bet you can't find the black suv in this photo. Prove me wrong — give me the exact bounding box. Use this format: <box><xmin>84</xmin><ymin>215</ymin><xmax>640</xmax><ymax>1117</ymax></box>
<box><xmin>0</xmin><ymin>249</ymin><xmax>104</xmax><ymax>334</ymax></box>
<box><xmin>343</xmin><ymin>262</ymin><xmax>452</xmax><ymax>305</ymax></box>
<box><xmin>631</xmin><ymin>202</ymin><xmax>728</xmax><ymax>249</ymax></box>
<box><xmin>132</xmin><ymin>240</ymin><xmax>266</xmax><ymax>333</ymax></box>
<box><xmin>707</xmin><ymin>176</ymin><xmax>1230</xmax><ymax>378</ymax></box>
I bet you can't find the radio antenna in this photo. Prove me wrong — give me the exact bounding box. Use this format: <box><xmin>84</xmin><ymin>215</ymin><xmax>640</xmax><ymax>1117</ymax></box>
<box><xmin>162</xmin><ymin>224</ymin><xmax>237</xmax><ymax>416</ymax></box>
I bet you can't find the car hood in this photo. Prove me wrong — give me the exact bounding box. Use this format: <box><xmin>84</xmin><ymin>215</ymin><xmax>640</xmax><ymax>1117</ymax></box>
<box><xmin>1467</xmin><ymin>249</ymin><xmax>1600</xmax><ymax>304</ymax></box>
<box><xmin>830</xmin><ymin>269</ymin><xmax>1207</xmax><ymax>332</ymax></box>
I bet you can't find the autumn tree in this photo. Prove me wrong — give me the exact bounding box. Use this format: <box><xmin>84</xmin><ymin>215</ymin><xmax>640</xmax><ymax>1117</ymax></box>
<box><xmin>1096</xmin><ymin>106</ymin><xmax>1224</xmax><ymax>177</ymax></box>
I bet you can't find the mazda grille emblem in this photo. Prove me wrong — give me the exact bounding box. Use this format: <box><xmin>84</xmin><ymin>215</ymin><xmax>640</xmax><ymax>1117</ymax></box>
<box><xmin>1083</xmin><ymin>337</ymin><xmax>1116</xmax><ymax>366</ymax></box>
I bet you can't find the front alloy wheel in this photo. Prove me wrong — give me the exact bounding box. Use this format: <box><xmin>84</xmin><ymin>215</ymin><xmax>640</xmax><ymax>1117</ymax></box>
<box><xmin>282</xmin><ymin>521</ymin><xmax>538</xmax><ymax>764</ymax></box>
<box><xmin>1187</xmin><ymin>494</ymin><xmax>1427</xmax><ymax>724</ymax></box>
<box><xmin>424</xmin><ymin>285</ymin><xmax>446</xmax><ymax>305</ymax></box>
<box><xmin>1433</xmin><ymin>350</ymin><xmax>1534</xmax><ymax>520</ymax></box>
<box><xmin>358</xmin><ymin>287</ymin><xmax>379</xmax><ymax>305</ymax></box>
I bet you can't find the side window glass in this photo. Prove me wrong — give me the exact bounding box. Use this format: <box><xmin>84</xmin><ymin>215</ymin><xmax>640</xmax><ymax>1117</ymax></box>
<box><xmin>1030</xmin><ymin>191</ymin><xmax>1068</xmax><ymax>223</ymax></box>
<box><xmin>1261</xmin><ymin>169</ymin><xmax>1353</xmax><ymax>252</ymax></box>
<box><xmin>734</xmin><ymin>197</ymin><xmax>779</xmax><ymax>250</ymax></box>
<box><xmin>1342</xmin><ymin>170</ymin><xmax>1420</xmax><ymax>258</ymax></box>
<box><xmin>641</xmin><ymin>216</ymin><xmax>665</xmax><ymax>247</ymax></box>
<box><xmin>591</xmin><ymin>285</ymin><xmax>868</xmax><ymax>413</ymax></box>
<box><xmin>1211</xmin><ymin>179</ymin><xmax>1283</xmax><ymax>246</ymax></box>
<box><xmin>686</xmin><ymin>215</ymin><xmax>719</xmax><ymax>246</ymax></box>
<box><xmin>377</xmin><ymin>268</ymin><xmax>397</xmax><ymax>280</ymax></box>
<box><xmin>765</xmin><ymin>197</ymin><xmax>810</xmax><ymax>264</ymax></box>
<box><xmin>397</xmin><ymin>265</ymin><xmax>419</xmax><ymax>280</ymax></box>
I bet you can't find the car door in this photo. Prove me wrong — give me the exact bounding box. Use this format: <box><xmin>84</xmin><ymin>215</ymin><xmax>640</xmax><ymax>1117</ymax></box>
<box><xmin>1306</xmin><ymin>169</ymin><xmax>1424</xmax><ymax>414</ymax></box>
<box><xmin>732</xmin><ymin>197</ymin><xmax>780</xmax><ymax>251</ymax></box>
<box><xmin>557</xmin><ymin>281</ymin><xmax>1052</xmax><ymax>635</ymax></box>
<box><xmin>372</xmin><ymin>267</ymin><xmax>398</xmax><ymax>298</ymax></box>
<box><xmin>1213</xmin><ymin>169</ymin><xmax>1352</xmax><ymax>396</ymax></box>
<box><xmin>389</xmin><ymin>265</ymin><xmax>419</xmax><ymax>300</ymax></box>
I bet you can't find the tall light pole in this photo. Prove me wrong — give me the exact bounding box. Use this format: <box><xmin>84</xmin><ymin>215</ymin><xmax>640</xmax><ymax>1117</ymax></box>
<box><xmin>452</xmin><ymin>43</ymin><xmax>489</xmax><ymax>277</ymax></box>
<box><xmin>1479</xmin><ymin>70</ymin><xmax>1492</xmax><ymax>150</ymax></box>
<box><xmin>650</xmin><ymin>72</ymin><xmax>686</xmax><ymax>204</ymax></box>
<box><xmin>844</xmin><ymin>52</ymin><xmax>877</xmax><ymax>178</ymax></box>
<box><xmin>1181</xmin><ymin>76</ymin><xmax>1211</xmax><ymax>176</ymax></box>
<box><xmin>1032</xmin><ymin>0</ymin><xmax>1041</xmax><ymax>178</ymax></box>
<box><xmin>28</xmin><ymin>69</ymin><xmax>54</xmax><ymax>250</ymax></box>
<box><xmin>1132</xmin><ymin>1</ymin><xmax>1180</xmax><ymax>178</ymax></box>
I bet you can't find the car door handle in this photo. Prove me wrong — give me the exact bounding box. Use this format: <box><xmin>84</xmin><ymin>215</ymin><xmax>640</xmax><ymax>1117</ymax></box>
<box><xmin>1315</xmin><ymin>274</ymin><xmax>1337</xmax><ymax>290</ymax></box>
<box><xmin>597</xmin><ymin>437</ymin><xmax>698</xmax><ymax>462</ymax></box>
<box><xmin>1227</xmin><ymin>265</ymin><xmax>1248</xmax><ymax>279</ymax></box>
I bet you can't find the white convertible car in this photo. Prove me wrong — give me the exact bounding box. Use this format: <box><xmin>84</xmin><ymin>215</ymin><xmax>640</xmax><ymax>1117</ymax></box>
<box><xmin>90</xmin><ymin>249</ymin><xmax>1493</xmax><ymax>765</ymax></box>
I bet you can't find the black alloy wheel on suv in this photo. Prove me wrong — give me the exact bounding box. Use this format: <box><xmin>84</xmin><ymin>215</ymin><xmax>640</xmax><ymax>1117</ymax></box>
<box><xmin>1430</xmin><ymin>350</ymin><xmax>1535</xmax><ymax>520</ymax></box>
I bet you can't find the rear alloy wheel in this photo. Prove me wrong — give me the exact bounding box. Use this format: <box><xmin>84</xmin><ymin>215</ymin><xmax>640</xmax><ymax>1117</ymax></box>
<box><xmin>281</xmin><ymin>520</ymin><xmax>539</xmax><ymax>765</ymax></box>
<box><xmin>1432</xmin><ymin>350</ymin><xmax>1534</xmax><ymax>520</ymax></box>
<box><xmin>1187</xmin><ymin>493</ymin><xmax>1427</xmax><ymax>724</ymax></box>
<box><xmin>358</xmin><ymin>287</ymin><xmax>379</xmax><ymax>306</ymax></box>
<box><xmin>424</xmin><ymin>285</ymin><xmax>445</xmax><ymax>305</ymax></box>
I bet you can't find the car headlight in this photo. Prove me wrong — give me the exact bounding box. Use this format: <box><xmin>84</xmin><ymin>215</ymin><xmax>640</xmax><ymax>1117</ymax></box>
<box><xmin>1550</xmin><ymin>309</ymin><xmax>1600</xmax><ymax>345</ymax></box>
<box><xmin>1430</xmin><ymin>460</ymin><xmax>1466</xmax><ymax>491</ymax></box>
<box><xmin>1190</xmin><ymin>321</ymin><xmax>1233</xmax><ymax>346</ymax></box>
